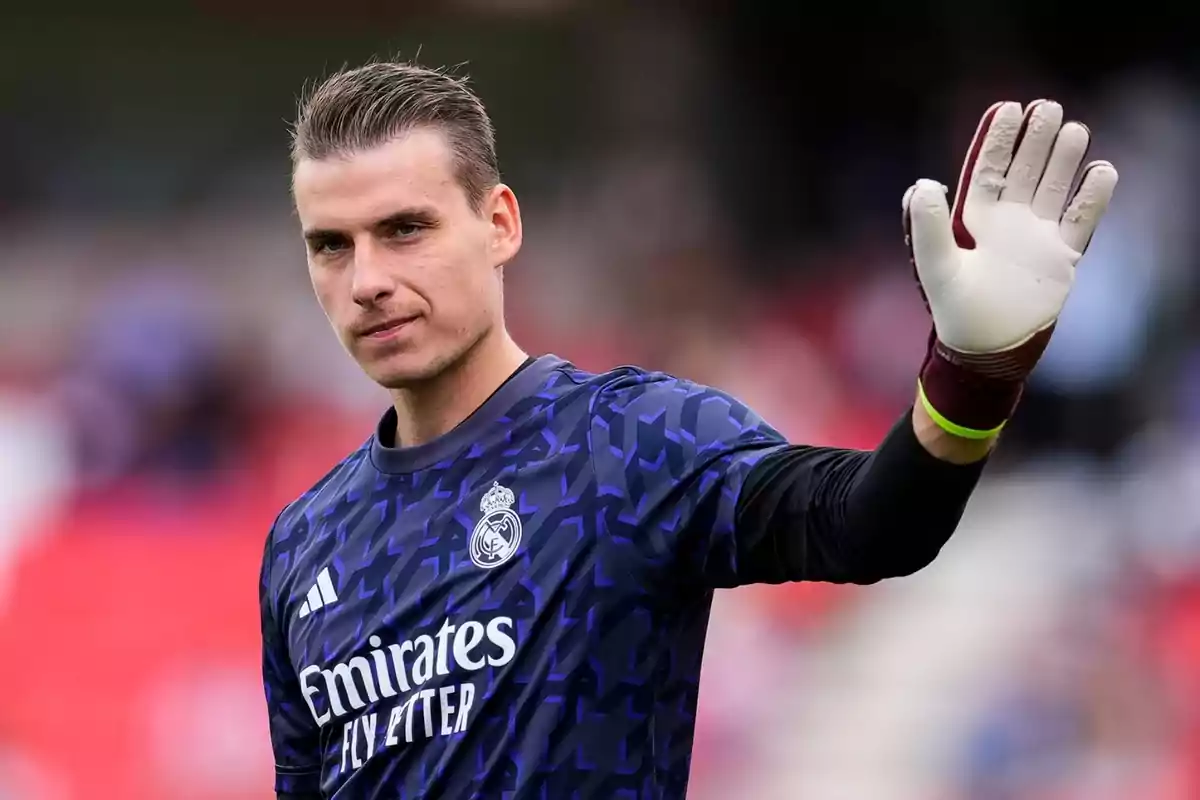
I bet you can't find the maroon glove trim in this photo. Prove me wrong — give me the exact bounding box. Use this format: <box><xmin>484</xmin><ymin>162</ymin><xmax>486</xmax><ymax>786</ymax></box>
<box><xmin>918</xmin><ymin>326</ymin><xmax>1054</xmax><ymax>432</ymax></box>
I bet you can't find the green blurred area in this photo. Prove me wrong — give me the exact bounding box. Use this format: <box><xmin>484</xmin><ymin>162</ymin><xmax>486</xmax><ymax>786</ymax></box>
<box><xmin>1</xmin><ymin>7</ymin><xmax>588</xmax><ymax>214</ymax></box>
<box><xmin>2</xmin><ymin>5</ymin><xmax>1195</xmax><ymax>238</ymax></box>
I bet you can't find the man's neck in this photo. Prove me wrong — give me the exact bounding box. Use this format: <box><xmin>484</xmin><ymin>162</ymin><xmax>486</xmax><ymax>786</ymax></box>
<box><xmin>388</xmin><ymin>333</ymin><xmax>529</xmax><ymax>449</ymax></box>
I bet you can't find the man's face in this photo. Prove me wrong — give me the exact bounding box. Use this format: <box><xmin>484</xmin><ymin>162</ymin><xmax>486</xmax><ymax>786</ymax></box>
<box><xmin>293</xmin><ymin>128</ymin><xmax>521</xmax><ymax>388</ymax></box>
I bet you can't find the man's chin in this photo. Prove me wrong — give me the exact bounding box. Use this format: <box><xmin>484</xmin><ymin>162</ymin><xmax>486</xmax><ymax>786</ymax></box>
<box><xmin>358</xmin><ymin>350</ymin><xmax>458</xmax><ymax>390</ymax></box>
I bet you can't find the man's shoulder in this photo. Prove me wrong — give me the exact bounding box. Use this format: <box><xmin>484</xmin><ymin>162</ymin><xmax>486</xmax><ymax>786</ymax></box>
<box><xmin>585</xmin><ymin>364</ymin><xmax>762</xmax><ymax>427</ymax></box>
<box><xmin>577</xmin><ymin>363</ymin><xmax>784</xmax><ymax>455</ymax></box>
<box><xmin>561</xmin><ymin>361</ymin><xmax>728</xmax><ymax>409</ymax></box>
<box><xmin>271</xmin><ymin>438</ymin><xmax>374</xmax><ymax>537</ymax></box>
<box><xmin>260</xmin><ymin>439</ymin><xmax>373</xmax><ymax>601</ymax></box>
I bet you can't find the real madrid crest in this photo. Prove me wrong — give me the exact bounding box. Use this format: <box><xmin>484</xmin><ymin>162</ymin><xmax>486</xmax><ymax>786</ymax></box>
<box><xmin>469</xmin><ymin>481</ymin><xmax>522</xmax><ymax>569</ymax></box>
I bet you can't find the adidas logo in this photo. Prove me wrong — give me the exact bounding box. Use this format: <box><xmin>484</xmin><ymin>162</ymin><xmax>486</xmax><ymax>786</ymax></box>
<box><xmin>298</xmin><ymin>567</ymin><xmax>339</xmax><ymax>619</ymax></box>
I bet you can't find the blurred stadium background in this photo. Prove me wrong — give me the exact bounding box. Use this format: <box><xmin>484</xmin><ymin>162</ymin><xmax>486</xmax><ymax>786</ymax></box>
<box><xmin>0</xmin><ymin>4</ymin><xmax>1197</xmax><ymax>798</ymax></box>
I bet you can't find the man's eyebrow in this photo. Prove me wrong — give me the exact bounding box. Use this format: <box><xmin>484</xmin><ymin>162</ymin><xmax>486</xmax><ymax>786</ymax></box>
<box><xmin>371</xmin><ymin>207</ymin><xmax>440</xmax><ymax>232</ymax></box>
<box><xmin>303</xmin><ymin>207</ymin><xmax>440</xmax><ymax>243</ymax></box>
<box><xmin>303</xmin><ymin>227</ymin><xmax>344</xmax><ymax>244</ymax></box>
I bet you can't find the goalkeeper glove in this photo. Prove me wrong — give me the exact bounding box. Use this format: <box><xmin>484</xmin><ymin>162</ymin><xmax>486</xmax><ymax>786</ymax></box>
<box><xmin>904</xmin><ymin>99</ymin><xmax>1119</xmax><ymax>438</ymax></box>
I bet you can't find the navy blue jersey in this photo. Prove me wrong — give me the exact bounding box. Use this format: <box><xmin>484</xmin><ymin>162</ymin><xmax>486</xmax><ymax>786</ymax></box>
<box><xmin>259</xmin><ymin>354</ymin><xmax>793</xmax><ymax>798</ymax></box>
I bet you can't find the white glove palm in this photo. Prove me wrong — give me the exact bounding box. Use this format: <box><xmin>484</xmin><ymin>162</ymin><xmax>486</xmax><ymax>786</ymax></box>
<box><xmin>904</xmin><ymin>100</ymin><xmax>1119</xmax><ymax>356</ymax></box>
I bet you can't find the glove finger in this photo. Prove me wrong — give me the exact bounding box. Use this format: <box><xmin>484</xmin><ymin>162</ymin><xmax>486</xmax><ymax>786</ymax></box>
<box><xmin>906</xmin><ymin>179</ymin><xmax>958</xmax><ymax>292</ymax></box>
<box><xmin>902</xmin><ymin>183</ymin><xmax>917</xmax><ymax>241</ymax></box>
<box><xmin>1000</xmin><ymin>100</ymin><xmax>1063</xmax><ymax>204</ymax></box>
<box><xmin>1032</xmin><ymin>121</ymin><xmax>1091</xmax><ymax>220</ymax></box>
<box><xmin>902</xmin><ymin>183</ymin><xmax>933</xmax><ymax>311</ymax></box>
<box><xmin>1060</xmin><ymin>160</ymin><xmax>1118</xmax><ymax>254</ymax></box>
<box><xmin>951</xmin><ymin>101</ymin><xmax>1023</xmax><ymax>248</ymax></box>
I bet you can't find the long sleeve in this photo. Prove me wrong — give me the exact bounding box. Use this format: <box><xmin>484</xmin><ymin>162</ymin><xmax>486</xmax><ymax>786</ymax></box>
<box><xmin>260</xmin><ymin>526</ymin><xmax>324</xmax><ymax>796</ymax></box>
<box><xmin>588</xmin><ymin>369</ymin><xmax>983</xmax><ymax>590</ymax></box>
<box><xmin>732</xmin><ymin>407</ymin><xmax>986</xmax><ymax>585</ymax></box>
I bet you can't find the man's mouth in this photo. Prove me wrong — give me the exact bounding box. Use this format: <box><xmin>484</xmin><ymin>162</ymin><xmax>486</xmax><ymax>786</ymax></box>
<box><xmin>356</xmin><ymin>316</ymin><xmax>419</xmax><ymax>339</ymax></box>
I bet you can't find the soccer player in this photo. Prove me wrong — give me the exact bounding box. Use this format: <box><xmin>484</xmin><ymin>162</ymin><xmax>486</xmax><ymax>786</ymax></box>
<box><xmin>260</xmin><ymin>62</ymin><xmax>1117</xmax><ymax>799</ymax></box>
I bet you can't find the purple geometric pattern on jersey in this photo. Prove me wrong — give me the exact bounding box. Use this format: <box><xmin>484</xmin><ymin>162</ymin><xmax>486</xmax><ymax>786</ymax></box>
<box><xmin>260</xmin><ymin>355</ymin><xmax>787</xmax><ymax>799</ymax></box>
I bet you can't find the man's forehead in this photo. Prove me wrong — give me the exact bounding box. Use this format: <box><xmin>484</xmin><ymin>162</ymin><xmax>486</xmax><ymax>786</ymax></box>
<box><xmin>293</xmin><ymin>130</ymin><xmax>460</xmax><ymax>226</ymax></box>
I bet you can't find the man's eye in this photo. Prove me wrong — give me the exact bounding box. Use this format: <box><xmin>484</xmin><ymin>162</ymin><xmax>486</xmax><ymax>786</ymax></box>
<box><xmin>312</xmin><ymin>239</ymin><xmax>348</xmax><ymax>255</ymax></box>
<box><xmin>389</xmin><ymin>223</ymin><xmax>422</xmax><ymax>239</ymax></box>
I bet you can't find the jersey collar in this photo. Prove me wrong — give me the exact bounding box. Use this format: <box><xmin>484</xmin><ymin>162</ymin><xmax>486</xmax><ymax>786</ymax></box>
<box><xmin>369</xmin><ymin>354</ymin><xmax>566</xmax><ymax>474</ymax></box>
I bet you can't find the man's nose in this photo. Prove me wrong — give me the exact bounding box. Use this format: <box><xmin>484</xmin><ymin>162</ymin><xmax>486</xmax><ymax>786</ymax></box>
<box><xmin>350</xmin><ymin>241</ymin><xmax>395</xmax><ymax>308</ymax></box>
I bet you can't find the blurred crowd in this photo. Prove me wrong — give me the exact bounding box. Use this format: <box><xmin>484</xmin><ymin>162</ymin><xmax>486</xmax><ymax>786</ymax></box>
<box><xmin>1</xmin><ymin>7</ymin><xmax>1199</xmax><ymax>799</ymax></box>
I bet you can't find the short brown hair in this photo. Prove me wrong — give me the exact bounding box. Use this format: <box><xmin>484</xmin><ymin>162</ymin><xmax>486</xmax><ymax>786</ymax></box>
<box><xmin>291</xmin><ymin>60</ymin><xmax>500</xmax><ymax>211</ymax></box>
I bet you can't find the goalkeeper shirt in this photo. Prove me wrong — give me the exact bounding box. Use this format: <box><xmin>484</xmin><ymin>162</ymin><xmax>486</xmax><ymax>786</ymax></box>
<box><xmin>260</xmin><ymin>354</ymin><xmax>983</xmax><ymax>799</ymax></box>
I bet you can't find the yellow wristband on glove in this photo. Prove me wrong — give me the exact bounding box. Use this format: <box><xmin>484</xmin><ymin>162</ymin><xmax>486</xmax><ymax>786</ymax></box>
<box><xmin>917</xmin><ymin>380</ymin><xmax>1007</xmax><ymax>440</ymax></box>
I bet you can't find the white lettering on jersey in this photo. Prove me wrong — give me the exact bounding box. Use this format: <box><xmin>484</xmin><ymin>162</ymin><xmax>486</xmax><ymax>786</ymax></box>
<box><xmin>298</xmin><ymin>614</ymin><xmax>518</xmax><ymax>777</ymax></box>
